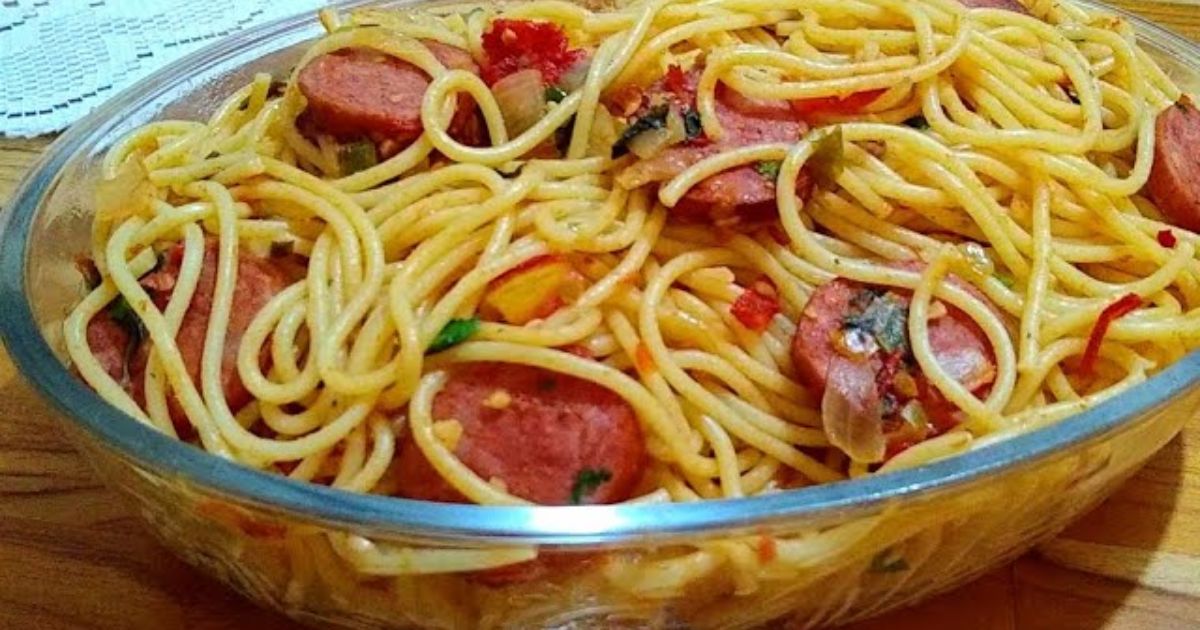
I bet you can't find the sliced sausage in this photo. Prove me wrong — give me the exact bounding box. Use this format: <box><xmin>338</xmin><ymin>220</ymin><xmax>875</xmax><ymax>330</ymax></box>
<box><xmin>614</xmin><ymin>70</ymin><xmax>811</xmax><ymax>228</ymax></box>
<box><xmin>86</xmin><ymin>312</ymin><xmax>133</xmax><ymax>383</ymax></box>
<box><xmin>1146</xmin><ymin>96</ymin><xmax>1200</xmax><ymax>232</ymax></box>
<box><xmin>394</xmin><ymin>362</ymin><xmax>645</xmax><ymax>505</ymax></box>
<box><xmin>130</xmin><ymin>241</ymin><xmax>291</xmax><ymax>432</ymax></box>
<box><xmin>297</xmin><ymin>41</ymin><xmax>482</xmax><ymax>148</ymax></box>
<box><xmin>958</xmin><ymin>0</ymin><xmax>1030</xmax><ymax>13</ymax></box>
<box><xmin>791</xmin><ymin>263</ymin><xmax>996</xmax><ymax>396</ymax></box>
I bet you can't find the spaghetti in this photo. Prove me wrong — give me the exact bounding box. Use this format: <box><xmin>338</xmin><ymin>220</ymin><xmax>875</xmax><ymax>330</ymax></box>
<box><xmin>67</xmin><ymin>0</ymin><xmax>1200</xmax><ymax>597</ymax></box>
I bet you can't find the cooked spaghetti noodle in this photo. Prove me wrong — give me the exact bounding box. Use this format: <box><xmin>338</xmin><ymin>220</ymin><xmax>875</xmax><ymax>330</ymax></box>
<box><xmin>67</xmin><ymin>0</ymin><xmax>1198</xmax><ymax>596</ymax></box>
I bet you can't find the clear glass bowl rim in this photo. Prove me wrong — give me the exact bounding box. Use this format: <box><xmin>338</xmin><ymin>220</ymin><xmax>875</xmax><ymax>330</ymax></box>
<box><xmin>1</xmin><ymin>0</ymin><xmax>1197</xmax><ymax>546</ymax></box>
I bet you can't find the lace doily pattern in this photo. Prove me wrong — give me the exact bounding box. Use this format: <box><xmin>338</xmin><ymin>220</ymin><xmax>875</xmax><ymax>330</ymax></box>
<box><xmin>0</xmin><ymin>0</ymin><xmax>326</xmax><ymax>137</ymax></box>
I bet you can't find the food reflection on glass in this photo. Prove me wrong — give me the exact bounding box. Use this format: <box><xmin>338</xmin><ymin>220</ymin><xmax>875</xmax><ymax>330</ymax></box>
<box><xmin>66</xmin><ymin>0</ymin><xmax>1200</xmax><ymax>589</ymax></box>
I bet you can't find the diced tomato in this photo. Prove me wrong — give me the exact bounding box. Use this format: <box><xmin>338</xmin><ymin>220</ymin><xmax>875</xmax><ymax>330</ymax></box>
<box><xmin>664</xmin><ymin>64</ymin><xmax>689</xmax><ymax>98</ymax></box>
<box><xmin>731</xmin><ymin>284</ymin><xmax>781</xmax><ymax>332</ymax></box>
<box><xmin>483</xmin><ymin>255</ymin><xmax>576</xmax><ymax>325</ymax></box>
<box><xmin>790</xmin><ymin>89</ymin><xmax>886</xmax><ymax>117</ymax></box>
<box><xmin>1157</xmin><ymin>229</ymin><xmax>1178</xmax><ymax>248</ymax></box>
<box><xmin>1078</xmin><ymin>293</ymin><xmax>1142</xmax><ymax>377</ymax></box>
<box><xmin>481</xmin><ymin>19</ymin><xmax>587</xmax><ymax>86</ymax></box>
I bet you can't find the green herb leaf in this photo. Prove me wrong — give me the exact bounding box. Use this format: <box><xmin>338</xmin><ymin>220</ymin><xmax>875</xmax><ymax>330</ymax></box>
<box><xmin>338</xmin><ymin>140</ymin><xmax>378</xmax><ymax>176</ymax></box>
<box><xmin>612</xmin><ymin>104</ymin><xmax>669</xmax><ymax>158</ymax></box>
<box><xmin>108</xmin><ymin>296</ymin><xmax>139</xmax><ymax>330</ymax></box>
<box><xmin>870</xmin><ymin>549</ymin><xmax>910</xmax><ymax>573</ymax></box>
<box><xmin>545</xmin><ymin>85</ymin><xmax>568</xmax><ymax>104</ymax></box>
<box><xmin>994</xmin><ymin>270</ymin><xmax>1016</xmax><ymax>289</ymax></box>
<box><xmin>683</xmin><ymin>107</ymin><xmax>703</xmax><ymax>140</ymax></box>
<box><xmin>427</xmin><ymin>317</ymin><xmax>480</xmax><ymax>353</ymax></box>
<box><xmin>903</xmin><ymin>116</ymin><xmax>929</xmax><ymax>130</ymax></box>
<box><xmin>844</xmin><ymin>291</ymin><xmax>909</xmax><ymax>355</ymax></box>
<box><xmin>754</xmin><ymin>160</ymin><xmax>782</xmax><ymax>181</ymax></box>
<box><xmin>809</xmin><ymin>126</ymin><xmax>845</xmax><ymax>188</ymax></box>
<box><xmin>570</xmin><ymin>467</ymin><xmax>612</xmax><ymax>504</ymax></box>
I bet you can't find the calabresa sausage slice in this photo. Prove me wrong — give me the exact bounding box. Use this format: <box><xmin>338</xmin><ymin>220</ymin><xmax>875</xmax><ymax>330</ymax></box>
<box><xmin>86</xmin><ymin>312</ymin><xmax>133</xmax><ymax>383</ymax></box>
<box><xmin>791</xmin><ymin>263</ymin><xmax>997</xmax><ymax>459</ymax></box>
<box><xmin>614</xmin><ymin>68</ymin><xmax>812</xmax><ymax>228</ymax></box>
<box><xmin>394</xmin><ymin>362</ymin><xmax>646</xmax><ymax>505</ymax></box>
<box><xmin>1146</xmin><ymin>96</ymin><xmax>1200</xmax><ymax>232</ymax></box>
<box><xmin>130</xmin><ymin>242</ymin><xmax>290</xmax><ymax>434</ymax></box>
<box><xmin>297</xmin><ymin>41</ymin><xmax>483</xmax><ymax>149</ymax></box>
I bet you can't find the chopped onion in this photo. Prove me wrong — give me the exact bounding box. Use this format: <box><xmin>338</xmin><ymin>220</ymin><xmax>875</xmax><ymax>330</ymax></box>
<box><xmin>558</xmin><ymin>57</ymin><xmax>592</xmax><ymax>92</ymax></box>
<box><xmin>95</xmin><ymin>158</ymin><xmax>155</xmax><ymax>222</ymax></box>
<box><xmin>492</xmin><ymin>69</ymin><xmax>547</xmax><ymax>137</ymax></box>
<box><xmin>821</xmin><ymin>356</ymin><xmax>886</xmax><ymax>464</ymax></box>
<box><xmin>627</xmin><ymin>127</ymin><xmax>674</xmax><ymax>160</ymax></box>
<box><xmin>627</xmin><ymin>108</ymin><xmax>688</xmax><ymax>160</ymax></box>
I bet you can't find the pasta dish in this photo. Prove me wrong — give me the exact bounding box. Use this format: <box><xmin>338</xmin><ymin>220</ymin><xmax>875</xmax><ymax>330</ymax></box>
<box><xmin>65</xmin><ymin>0</ymin><xmax>1200</xmax><ymax>596</ymax></box>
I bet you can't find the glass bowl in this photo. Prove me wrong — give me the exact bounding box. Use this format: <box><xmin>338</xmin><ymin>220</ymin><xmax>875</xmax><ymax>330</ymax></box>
<box><xmin>2</xmin><ymin>1</ymin><xmax>1199</xmax><ymax>628</ymax></box>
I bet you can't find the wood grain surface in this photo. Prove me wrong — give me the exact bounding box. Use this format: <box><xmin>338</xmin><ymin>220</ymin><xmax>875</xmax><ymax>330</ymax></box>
<box><xmin>2</xmin><ymin>2</ymin><xmax>1200</xmax><ymax>628</ymax></box>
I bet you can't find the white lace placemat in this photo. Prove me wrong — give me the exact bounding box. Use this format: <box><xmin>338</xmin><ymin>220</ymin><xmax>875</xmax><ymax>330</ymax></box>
<box><xmin>0</xmin><ymin>0</ymin><xmax>330</xmax><ymax>138</ymax></box>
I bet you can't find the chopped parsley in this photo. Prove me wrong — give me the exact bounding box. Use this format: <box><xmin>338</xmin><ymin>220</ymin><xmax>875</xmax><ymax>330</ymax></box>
<box><xmin>338</xmin><ymin>139</ymin><xmax>378</xmax><ymax>176</ymax></box>
<box><xmin>844</xmin><ymin>290</ymin><xmax>909</xmax><ymax>355</ymax></box>
<box><xmin>870</xmin><ymin>549</ymin><xmax>910</xmax><ymax>573</ymax></box>
<box><xmin>611</xmin><ymin>104</ymin><xmax>669</xmax><ymax>158</ymax></box>
<box><xmin>809</xmin><ymin>126</ymin><xmax>845</xmax><ymax>187</ymax></box>
<box><xmin>545</xmin><ymin>85</ymin><xmax>568</xmax><ymax>104</ymax></box>
<box><xmin>427</xmin><ymin>317</ymin><xmax>480</xmax><ymax>353</ymax></box>
<box><xmin>108</xmin><ymin>295</ymin><xmax>140</xmax><ymax>331</ymax></box>
<box><xmin>569</xmin><ymin>467</ymin><xmax>612</xmax><ymax>504</ymax></box>
<box><xmin>754</xmin><ymin>160</ymin><xmax>782</xmax><ymax>181</ymax></box>
<box><xmin>994</xmin><ymin>270</ymin><xmax>1016</xmax><ymax>289</ymax></box>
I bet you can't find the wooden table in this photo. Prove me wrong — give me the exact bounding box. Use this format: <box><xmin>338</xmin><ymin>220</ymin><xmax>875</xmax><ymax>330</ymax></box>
<box><xmin>3</xmin><ymin>3</ymin><xmax>1200</xmax><ymax>627</ymax></box>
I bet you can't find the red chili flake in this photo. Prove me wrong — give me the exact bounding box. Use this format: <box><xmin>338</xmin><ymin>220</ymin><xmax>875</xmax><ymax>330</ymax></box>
<box><xmin>1078</xmin><ymin>293</ymin><xmax>1142</xmax><ymax>377</ymax></box>
<box><xmin>663</xmin><ymin>64</ymin><xmax>689</xmax><ymax>97</ymax></box>
<box><xmin>1157</xmin><ymin>229</ymin><xmax>1178</xmax><ymax>248</ymax></box>
<box><xmin>790</xmin><ymin>88</ymin><xmax>886</xmax><ymax>117</ymax></box>
<box><xmin>607</xmin><ymin>84</ymin><xmax>644</xmax><ymax>118</ymax></box>
<box><xmin>767</xmin><ymin>224</ymin><xmax>791</xmax><ymax>246</ymax></box>
<box><xmin>480</xmin><ymin>18</ymin><xmax>587</xmax><ymax>86</ymax></box>
<box><xmin>756</xmin><ymin>535</ymin><xmax>777</xmax><ymax>563</ymax></box>
<box><xmin>634</xmin><ymin>342</ymin><xmax>656</xmax><ymax>373</ymax></box>
<box><xmin>731</xmin><ymin>285</ymin><xmax>781</xmax><ymax>332</ymax></box>
<box><xmin>914</xmin><ymin>375</ymin><xmax>961</xmax><ymax>435</ymax></box>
